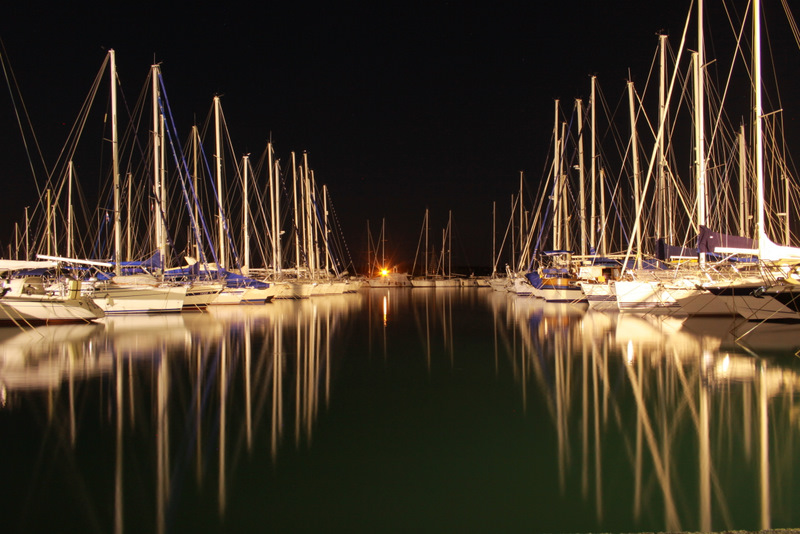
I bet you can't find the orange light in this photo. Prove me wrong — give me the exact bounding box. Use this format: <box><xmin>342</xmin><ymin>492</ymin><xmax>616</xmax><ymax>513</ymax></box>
<box><xmin>380</xmin><ymin>269</ymin><xmax>389</xmax><ymax>276</ymax></box>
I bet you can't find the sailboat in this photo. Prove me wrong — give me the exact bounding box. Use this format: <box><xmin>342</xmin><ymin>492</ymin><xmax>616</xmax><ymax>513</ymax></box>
<box><xmin>616</xmin><ymin>0</ymin><xmax>800</xmax><ymax>321</ymax></box>
<box><xmin>39</xmin><ymin>54</ymin><xmax>187</xmax><ymax>314</ymax></box>
<box><xmin>521</xmin><ymin>102</ymin><xmax>586</xmax><ymax>303</ymax></box>
<box><xmin>410</xmin><ymin>209</ymin><xmax>436</xmax><ymax>288</ymax></box>
<box><xmin>701</xmin><ymin>0</ymin><xmax>800</xmax><ymax>321</ymax></box>
<box><xmin>612</xmin><ymin>8</ymin><xmax>742</xmax><ymax>317</ymax></box>
<box><xmin>0</xmin><ymin>261</ymin><xmax>104</xmax><ymax>325</ymax></box>
<box><xmin>434</xmin><ymin>211</ymin><xmax>461</xmax><ymax>288</ymax></box>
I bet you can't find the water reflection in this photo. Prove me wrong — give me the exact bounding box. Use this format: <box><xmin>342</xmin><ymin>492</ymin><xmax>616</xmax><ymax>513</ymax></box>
<box><xmin>0</xmin><ymin>290</ymin><xmax>798</xmax><ymax>532</ymax></box>
<box><xmin>0</xmin><ymin>295</ymin><xmax>362</xmax><ymax>534</ymax></box>
<box><xmin>493</xmin><ymin>291</ymin><xmax>800</xmax><ymax>532</ymax></box>
<box><xmin>0</xmin><ymin>323</ymin><xmax>105</xmax><ymax>400</ymax></box>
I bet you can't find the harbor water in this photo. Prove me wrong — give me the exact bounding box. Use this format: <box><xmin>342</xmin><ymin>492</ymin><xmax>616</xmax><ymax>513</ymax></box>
<box><xmin>1</xmin><ymin>287</ymin><xmax>799</xmax><ymax>533</ymax></box>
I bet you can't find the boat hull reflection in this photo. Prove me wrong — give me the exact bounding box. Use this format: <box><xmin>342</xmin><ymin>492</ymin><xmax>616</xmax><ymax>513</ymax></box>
<box><xmin>0</xmin><ymin>290</ymin><xmax>799</xmax><ymax>533</ymax></box>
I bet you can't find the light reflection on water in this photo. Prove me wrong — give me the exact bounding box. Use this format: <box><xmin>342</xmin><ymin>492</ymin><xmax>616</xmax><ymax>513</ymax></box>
<box><xmin>0</xmin><ymin>289</ymin><xmax>799</xmax><ymax>533</ymax></box>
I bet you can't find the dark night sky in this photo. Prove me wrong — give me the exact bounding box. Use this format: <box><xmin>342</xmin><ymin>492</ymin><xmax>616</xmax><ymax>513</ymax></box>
<box><xmin>1</xmin><ymin>1</ymin><xmax>796</xmax><ymax>273</ymax></box>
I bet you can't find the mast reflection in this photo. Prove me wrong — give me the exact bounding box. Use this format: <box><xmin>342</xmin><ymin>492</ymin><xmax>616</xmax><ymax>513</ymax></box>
<box><xmin>0</xmin><ymin>294</ymin><xmax>362</xmax><ymax>533</ymax></box>
<box><xmin>485</xmin><ymin>292</ymin><xmax>800</xmax><ymax>532</ymax></box>
<box><xmin>3</xmin><ymin>290</ymin><xmax>798</xmax><ymax>533</ymax></box>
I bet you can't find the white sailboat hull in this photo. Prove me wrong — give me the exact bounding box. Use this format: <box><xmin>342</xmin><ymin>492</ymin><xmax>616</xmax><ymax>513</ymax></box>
<box><xmin>88</xmin><ymin>282</ymin><xmax>187</xmax><ymax>314</ymax></box>
<box><xmin>0</xmin><ymin>295</ymin><xmax>104</xmax><ymax>325</ymax></box>
<box><xmin>580</xmin><ymin>282</ymin><xmax>617</xmax><ymax>311</ymax></box>
<box><xmin>209</xmin><ymin>287</ymin><xmax>246</xmax><ymax>305</ymax></box>
<box><xmin>183</xmin><ymin>283</ymin><xmax>223</xmax><ymax>311</ymax></box>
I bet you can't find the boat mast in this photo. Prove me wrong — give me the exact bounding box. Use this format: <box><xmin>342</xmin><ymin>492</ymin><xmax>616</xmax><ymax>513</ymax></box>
<box><xmin>552</xmin><ymin>99</ymin><xmax>560</xmax><ymax>251</ymax></box>
<box><xmin>126</xmin><ymin>172</ymin><xmax>132</xmax><ymax>261</ymax></box>
<box><xmin>518</xmin><ymin>171</ymin><xmax>524</xmax><ymax>266</ymax></box>
<box><xmin>111</xmin><ymin>49</ymin><xmax>121</xmax><ymax>275</ymax></box>
<box><xmin>152</xmin><ymin>64</ymin><xmax>167</xmax><ymax>273</ymax></box>
<box><xmin>491</xmin><ymin>202</ymin><xmax>496</xmax><ymax>277</ymax></box>
<box><xmin>754</xmin><ymin>0</ymin><xmax>767</xmax><ymax>258</ymax></box>
<box><xmin>600</xmin><ymin>167</ymin><xmax>607</xmax><ymax>256</ymax></box>
<box><xmin>159</xmin><ymin>108</ymin><xmax>168</xmax><ymax>272</ymax></box>
<box><xmin>243</xmin><ymin>154</ymin><xmax>250</xmax><ymax>276</ymax></box>
<box><xmin>738</xmin><ymin>123</ymin><xmax>748</xmax><ymax>236</ymax></box>
<box><xmin>192</xmin><ymin>125</ymin><xmax>202</xmax><ymax>260</ymax></box>
<box><xmin>303</xmin><ymin>152</ymin><xmax>315</xmax><ymax>278</ymax></box>
<box><xmin>560</xmin><ymin>121</ymin><xmax>569</xmax><ymax>253</ymax></box>
<box><xmin>510</xmin><ymin>194</ymin><xmax>516</xmax><ymax>270</ymax></box>
<box><xmin>291</xmin><ymin>151</ymin><xmax>301</xmax><ymax>275</ymax></box>
<box><xmin>627</xmin><ymin>80</ymin><xmax>642</xmax><ymax>269</ymax></box>
<box><xmin>425</xmin><ymin>208</ymin><xmax>430</xmax><ymax>277</ymax></box>
<box><xmin>268</xmin><ymin>142</ymin><xmax>280</xmax><ymax>275</ymax></box>
<box><xmin>46</xmin><ymin>188</ymin><xmax>52</xmax><ymax>256</ymax></box>
<box><xmin>323</xmin><ymin>183</ymin><xmax>330</xmax><ymax>275</ymax></box>
<box><xmin>214</xmin><ymin>95</ymin><xmax>226</xmax><ymax>269</ymax></box>
<box><xmin>694</xmin><ymin>0</ymin><xmax>707</xmax><ymax>268</ymax></box>
<box><xmin>24</xmin><ymin>206</ymin><xmax>29</xmax><ymax>260</ymax></box>
<box><xmin>67</xmin><ymin>161</ymin><xmax>73</xmax><ymax>258</ymax></box>
<box><xmin>577</xmin><ymin>98</ymin><xmax>586</xmax><ymax>257</ymax></box>
<box><xmin>590</xmin><ymin>77</ymin><xmax>597</xmax><ymax>255</ymax></box>
<box><xmin>448</xmin><ymin>210</ymin><xmax>452</xmax><ymax>278</ymax></box>
<box><xmin>658</xmin><ymin>33</ymin><xmax>668</xmax><ymax>243</ymax></box>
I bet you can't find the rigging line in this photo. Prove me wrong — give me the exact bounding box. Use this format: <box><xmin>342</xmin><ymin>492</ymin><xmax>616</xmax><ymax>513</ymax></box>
<box><xmin>245</xmin><ymin>147</ymin><xmax>275</xmax><ymax>261</ymax></box>
<box><xmin>210</xmin><ymin>102</ymin><xmax>243</xmax><ymax>270</ymax></box>
<box><xmin>157</xmin><ymin>74</ymin><xmax>214</xmax><ymax>268</ymax></box>
<box><xmin>51</xmin><ymin>54</ymin><xmax>109</xmax><ymax>192</ymax></box>
<box><xmin>781</xmin><ymin>0</ymin><xmax>800</xmax><ymax>49</ymax></box>
<box><xmin>324</xmin><ymin>188</ymin><xmax>357</xmax><ymax>274</ymax></box>
<box><xmin>0</xmin><ymin>38</ymin><xmax>50</xmax><ymax>198</ymax></box>
<box><xmin>622</xmin><ymin>0</ymin><xmax>694</xmax><ymax>276</ymax></box>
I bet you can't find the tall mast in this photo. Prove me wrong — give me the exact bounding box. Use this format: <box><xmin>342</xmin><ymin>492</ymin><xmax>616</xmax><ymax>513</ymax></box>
<box><xmin>214</xmin><ymin>95</ymin><xmax>226</xmax><ymax>268</ymax></box>
<box><xmin>303</xmin><ymin>152</ymin><xmax>315</xmax><ymax>277</ymax></box>
<box><xmin>599</xmin><ymin>167</ymin><xmax>607</xmax><ymax>255</ymax></box>
<box><xmin>110</xmin><ymin>49</ymin><xmax>121</xmax><ymax>275</ymax></box>
<box><xmin>694</xmin><ymin>0</ymin><xmax>707</xmax><ymax>267</ymax></box>
<box><xmin>628</xmin><ymin>80</ymin><xmax>642</xmax><ymax>268</ymax></box>
<box><xmin>242</xmin><ymin>154</ymin><xmax>250</xmax><ymax>275</ymax></box>
<box><xmin>518</xmin><ymin>171</ymin><xmax>524</xmax><ymax>264</ymax></box>
<box><xmin>24</xmin><ymin>206</ymin><xmax>29</xmax><ymax>260</ymax></box>
<box><xmin>152</xmin><ymin>64</ymin><xmax>167</xmax><ymax>273</ymax></box>
<box><xmin>192</xmin><ymin>126</ymin><xmax>201</xmax><ymax>259</ymax></box>
<box><xmin>126</xmin><ymin>172</ymin><xmax>132</xmax><ymax>261</ymax></box>
<box><xmin>658</xmin><ymin>33</ymin><xmax>668</xmax><ymax>242</ymax></box>
<box><xmin>425</xmin><ymin>208</ymin><xmax>430</xmax><ymax>277</ymax></box>
<box><xmin>491</xmin><ymin>202</ymin><xmax>496</xmax><ymax>277</ymax></box>
<box><xmin>268</xmin><ymin>142</ymin><xmax>279</xmax><ymax>274</ymax></box>
<box><xmin>552</xmin><ymin>100</ymin><xmax>560</xmax><ymax>251</ymax></box>
<box><xmin>46</xmin><ymin>188</ymin><xmax>52</xmax><ymax>256</ymax></box>
<box><xmin>754</xmin><ymin>0</ymin><xmax>766</xmax><ymax>257</ymax></box>
<box><xmin>738</xmin><ymin>124</ymin><xmax>748</xmax><ymax>236</ymax></box>
<box><xmin>576</xmin><ymin>98</ymin><xmax>586</xmax><ymax>256</ymax></box>
<box><xmin>448</xmin><ymin>210</ymin><xmax>452</xmax><ymax>278</ymax></box>
<box><xmin>291</xmin><ymin>152</ymin><xmax>301</xmax><ymax>274</ymax></box>
<box><xmin>590</xmin><ymin>76</ymin><xmax>604</xmax><ymax>255</ymax></box>
<box><xmin>510</xmin><ymin>194</ymin><xmax>516</xmax><ymax>269</ymax></box>
<box><xmin>67</xmin><ymin>161</ymin><xmax>74</xmax><ymax>258</ymax></box>
<box><xmin>159</xmin><ymin>112</ymin><xmax>167</xmax><ymax>271</ymax></box>
<box><xmin>560</xmin><ymin>121</ymin><xmax>569</xmax><ymax>253</ymax></box>
<box><xmin>323</xmin><ymin>183</ymin><xmax>330</xmax><ymax>275</ymax></box>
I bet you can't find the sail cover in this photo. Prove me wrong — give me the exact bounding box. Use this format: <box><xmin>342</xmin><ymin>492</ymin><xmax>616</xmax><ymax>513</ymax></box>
<box><xmin>697</xmin><ymin>226</ymin><xmax>755</xmax><ymax>254</ymax></box>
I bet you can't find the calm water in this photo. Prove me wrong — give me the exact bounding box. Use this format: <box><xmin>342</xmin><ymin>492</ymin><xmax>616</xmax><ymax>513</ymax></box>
<box><xmin>1</xmin><ymin>288</ymin><xmax>799</xmax><ymax>533</ymax></box>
